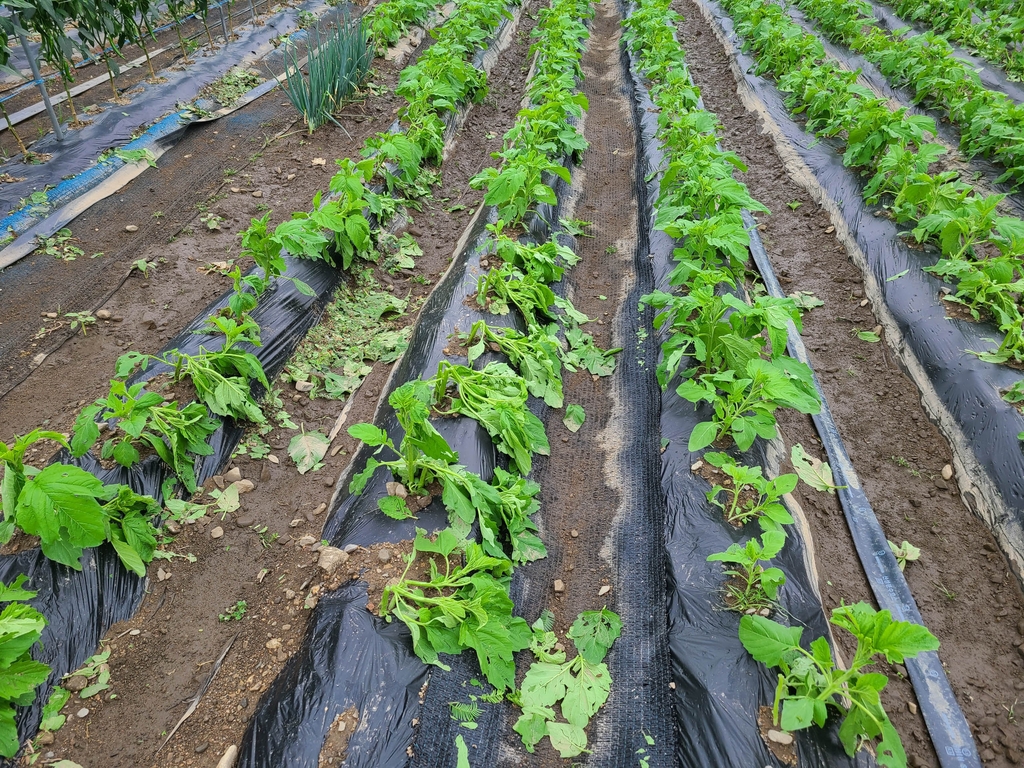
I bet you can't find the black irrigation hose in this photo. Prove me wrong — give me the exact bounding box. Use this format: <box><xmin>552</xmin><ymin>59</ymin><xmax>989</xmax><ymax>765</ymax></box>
<box><xmin>744</xmin><ymin>215</ymin><xmax>981</xmax><ymax>767</ymax></box>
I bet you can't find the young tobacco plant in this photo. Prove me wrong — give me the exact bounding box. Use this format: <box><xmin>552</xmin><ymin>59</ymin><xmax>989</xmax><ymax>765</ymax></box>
<box><xmin>739</xmin><ymin>602</ymin><xmax>939</xmax><ymax>767</ymax></box>
<box><xmin>379</xmin><ymin>528</ymin><xmax>532</xmax><ymax>691</ymax></box>
<box><xmin>0</xmin><ymin>431</ymin><xmax>159</xmax><ymax>574</ymax></box>
<box><xmin>0</xmin><ymin>576</ymin><xmax>51</xmax><ymax>757</ymax></box>
<box><xmin>703</xmin><ymin>451</ymin><xmax>796</xmax><ymax>531</ymax></box>
<box><xmin>464</xmin><ymin>320</ymin><xmax>565</xmax><ymax>408</ymax></box>
<box><xmin>433</xmin><ymin>361</ymin><xmax>550</xmax><ymax>475</ymax></box>
<box><xmin>348</xmin><ymin>382</ymin><xmax>546</xmax><ymax>563</ymax></box>
<box><xmin>71</xmin><ymin>380</ymin><xmax>219</xmax><ymax>492</ymax></box>
<box><xmin>513</xmin><ymin>608</ymin><xmax>622</xmax><ymax>758</ymax></box>
<box><xmin>707</xmin><ymin>530</ymin><xmax>787</xmax><ymax>613</ymax></box>
<box><xmin>676</xmin><ymin>356</ymin><xmax>820</xmax><ymax>452</ymax></box>
<box><xmin>116</xmin><ymin>343</ymin><xmax>269</xmax><ymax>425</ymax></box>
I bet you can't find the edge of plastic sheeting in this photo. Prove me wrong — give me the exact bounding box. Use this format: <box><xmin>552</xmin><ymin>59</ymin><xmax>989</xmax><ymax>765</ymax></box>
<box><xmin>688</xmin><ymin>0</ymin><xmax>983</xmax><ymax>763</ymax></box>
<box><xmin>693</xmin><ymin>0</ymin><xmax>1024</xmax><ymax>584</ymax></box>
<box><xmin>745</xmin><ymin>207</ymin><xmax>982</xmax><ymax>768</ymax></box>
<box><xmin>773</xmin><ymin>1</ymin><xmax>1024</xmax><ymax>219</ymax></box>
<box><xmin>620</xmin><ymin>13</ymin><xmax>871</xmax><ymax>768</ymax></box>
<box><xmin>0</xmin><ymin>251</ymin><xmax>344</xmax><ymax>762</ymax></box>
<box><xmin>0</xmin><ymin>0</ymin><xmax>333</xmax><ymax>233</ymax></box>
<box><xmin>859</xmin><ymin>0</ymin><xmax>1024</xmax><ymax>107</ymax></box>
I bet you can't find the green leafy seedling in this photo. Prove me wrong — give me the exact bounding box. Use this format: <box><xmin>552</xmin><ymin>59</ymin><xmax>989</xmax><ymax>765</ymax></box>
<box><xmin>219</xmin><ymin>600</ymin><xmax>247</xmax><ymax>621</ymax></box>
<box><xmin>739</xmin><ymin>603</ymin><xmax>939</xmax><ymax>766</ymax></box>
<box><xmin>888</xmin><ymin>540</ymin><xmax>921</xmax><ymax>572</ymax></box>
<box><xmin>707</xmin><ymin>530</ymin><xmax>788</xmax><ymax>612</ymax></box>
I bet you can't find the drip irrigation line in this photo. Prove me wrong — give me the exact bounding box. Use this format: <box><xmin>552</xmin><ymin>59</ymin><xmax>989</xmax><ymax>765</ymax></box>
<box><xmin>744</xmin><ymin>210</ymin><xmax>981</xmax><ymax>768</ymax></box>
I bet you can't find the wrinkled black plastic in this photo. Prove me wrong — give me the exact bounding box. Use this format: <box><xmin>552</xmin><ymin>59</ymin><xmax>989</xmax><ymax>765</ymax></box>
<box><xmin>239</xmin><ymin>580</ymin><xmax>429</xmax><ymax>767</ymax></box>
<box><xmin>0</xmin><ymin>0</ymin><xmax>328</xmax><ymax>217</ymax></box>
<box><xmin>623</xmin><ymin>22</ymin><xmax>868</xmax><ymax>767</ymax></box>
<box><xmin>861</xmin><ymin>0</ymin><xmax>1024</xmax><ymax>106</ymax></box>
<box><xmin>0</xmin><ymin>254</ymin><xmax>342</xmax><ymax>756</ymax></box>
<box><xmin>779</xmin><ymin>2</ymin><xmax>1024</xmax><ymax>219</ymax></box>
<box><xmin>698</xmin><ymin>0</ymin><xmax>1024</xmax><ymax>580</ymax></box>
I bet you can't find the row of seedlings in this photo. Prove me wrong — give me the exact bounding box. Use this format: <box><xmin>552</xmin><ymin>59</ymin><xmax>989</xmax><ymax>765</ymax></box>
<box><xmin>270</xmin><ymin>0</ymin><xmax>533</xmax><ymax>400</ymax></box>
<box><xmin>0</xmin><ymin>0</ymin><xmax>508</xmax><ymax>757</ymax></box>
<box><xmin>343</xmin><ymin>0</ymin><xmax>629</xmax><ymax>758</ymax></box>
<box><xmin>623</xmin><ymin>1</ymin><xmax>940</xmax><ymax>766</ymax></box>
<box><xmin>793</xmin><ymin>0</ymin><xmax>1024</xmax><ymax>187</ymax></box>
<box><xmin>881</xmin><ymin>0</ymin><xmax>1024</xmax><ymax>81</ymax></box>
<box><xmin>714</xmin><ymin>0</ymin><xmax>1024</xmax><ymax>423</ymax></box>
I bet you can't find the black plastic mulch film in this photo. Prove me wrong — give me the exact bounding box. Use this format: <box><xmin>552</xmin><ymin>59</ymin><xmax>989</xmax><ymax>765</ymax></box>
<box><xmin>621</xmin><ymin>6</ymin><xmax>868</xmax><ymax>768</ymax></box>
<box><xmin>0</xmin><ymin>256</ymin><xmax>342</xmax><ymax>756</ymax></box>
<box><xmin>692</xmin><ymin>0</ymin><xmax>1024</xmax><ymax>585</ymax></box>
<box><xmin>0</xmin><ymin>0</ymin><xmax>331</xmax><ymax>218</ymax></box>
<box><xmin>240</xmin><ymin>4</ymin><xmax>679</xmax><ymax>766</ymax></box>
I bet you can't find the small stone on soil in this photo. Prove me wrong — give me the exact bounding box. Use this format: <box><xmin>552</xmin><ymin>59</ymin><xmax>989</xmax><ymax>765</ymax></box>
<box><xmin>295</xmin><ymin>381</ymin><xmax>314</xmax><ymax>392</ymax></box>
<box><xmin>767</xmin><ymin>729</ymin><xmax>793</xmax><ymax>745</ymax></box>
<box><xmin>315</xmin><ymin>503</ymin><xmax>327</xmax><ymax>515</ymax></box>
<box><xmin>65</xmin><ymin>674</ymin><xmax>88</xmax><ymax>693</ymax></box>
<box><xmin>297</xmin><ymin>535</ymin><xmax>317</xmax><ymax>547</ymax></box>
<box><xmin>224</xmin><ymin>467</ymin><xmax>242</xmax><ymax>483</ymax></box>
<box><xmin>289</xmin><ymin>519</ymin><xmax>303</xmax><ymax>528</ymax></box>
<box><xmin>553</xmin><ymin>579</ymin><xmax>565</xmax><ymax>593</ymax></box>
<box><xmin>386</xmin><ymin>482</ymin><xmax>408</xmax><ymax>498</ymax></box>
<box><xmin>77</xmin><ymin>708</ymin><xmax>90</xmax><ymax>719</ymax></box>
<box><xmin>318</xmin><ymin>547</ymin><xmax>349</xmax><ymax>574</ymax></box>
<box><xmin>571</xmin><ymin>529</ymin><xmax>579</xmax><ymax>538</ymax></box>
<box><xmin>129</xmin><ymin>629</ymin><xmax>140</xmax><ymax>636</ymax></box>
<box><xmin>378</xmin><ymin>549</ymin><xmax>393</xmax><ymax>563</ymax></box>
<box><xmin>268</xmin><ymin>454</ymin><xmax>280</xmax><ymax>464</ymax></box>
<box><xmin>598</xmin><ymin>585</ymin><xmax>611</xmax><ymax>596</ymax></box>
<box><xmin>196</xmin><ymin>743</ymin><xmax>209</xmax><ymax>754</ymax></box>
<box><xmin>252</xmin><ymin>190</ymin><xmax>263</xmax><ymax>198</ymax></box>
<box><xmin>125</xmin><ymin>225</ymin><xmax>138</xmax><ymax>232</ymax></box>
<box><xmin>941</xmin><ymin>464</ymin><xmax>953</xmax><ymax>480</ymax></box>
<box><xmin>96</xmin><ymin>309</ymin><xmax>111</xmax><ymax>320</ymax></box>
<box><xmin>236</xmin><ymin>515</ymin><xmax>254</xmax><ymax>527</ymax></box>
<box><xmin>210</xmin><ymin>526</ymin><xmax>224</xmax><ymax>539</ymax></box>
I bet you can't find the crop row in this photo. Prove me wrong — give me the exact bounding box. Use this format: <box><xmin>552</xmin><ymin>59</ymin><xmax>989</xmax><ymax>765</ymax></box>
<box><xmin>345</xmin><ymin>0</ymin><xmax>640</xmax><ymax>757</ymax></box>
<box><xmin>882</xmin><ymin>0</ymin><xmax>1024</xmax><ymax>82</ymax></box>
<box><xmin>0</xmin><ymin>0</ymin><xmax>515</xmax><ymax>756</ymax></box>
<box><xmin>623</xmin><ymin>0</ymin><xmax>938</xmax><ymax>765</ymax></box>
<box><xmin>794</xmin><ymin>0</ymin><xmax>1024</xmax><ymax>187</ymax></box>
<box><xmin>717</xmin><ymin>0</ymin><xmax>1024</xmax><ymax>384</ymax></box>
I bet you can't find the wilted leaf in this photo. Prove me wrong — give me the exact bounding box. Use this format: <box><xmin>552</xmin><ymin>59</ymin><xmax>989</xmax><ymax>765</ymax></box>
<box><xmin>289</xmin><ymin>430</ymin><xmax>330</xmax><ymax>474</ymax></box>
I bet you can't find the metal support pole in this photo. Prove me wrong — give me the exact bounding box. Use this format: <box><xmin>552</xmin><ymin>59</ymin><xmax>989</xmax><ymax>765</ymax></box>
<box><xmin>17</xmin><ymin>25</ymin><xmax>63</xmax><ymax>142</ymax></box>
<box><xmin>218</xmin><ymin>3</ymin><xmax>229</xmax><ymax>39</ymax></box>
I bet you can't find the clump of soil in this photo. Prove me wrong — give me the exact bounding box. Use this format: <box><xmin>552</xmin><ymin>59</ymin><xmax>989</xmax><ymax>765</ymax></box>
<box><xmin>318</xmin><ymin>705</ymin><xmax>360</xmax><ymax>767</ymax></box>
<box><xmin>758</xmin><ymin>706</ymin><xmax>797</xmax><ymax>766</ymax></box>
